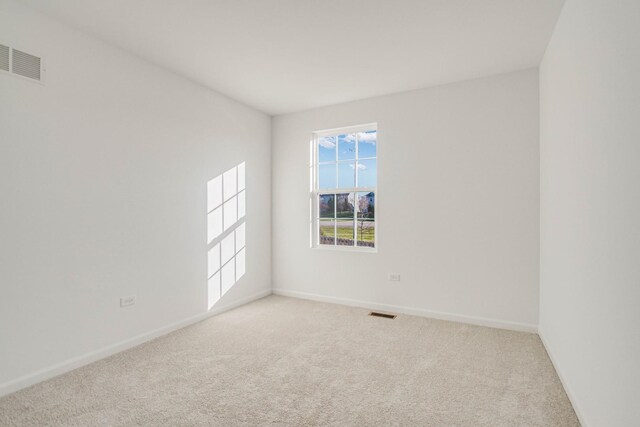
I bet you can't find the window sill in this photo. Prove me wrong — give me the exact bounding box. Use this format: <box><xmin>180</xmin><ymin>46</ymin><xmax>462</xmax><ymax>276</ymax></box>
<box><xmin>312</xmin><ymin>245</ymin><xmax>377</xmax><ymax>254</ymax></box>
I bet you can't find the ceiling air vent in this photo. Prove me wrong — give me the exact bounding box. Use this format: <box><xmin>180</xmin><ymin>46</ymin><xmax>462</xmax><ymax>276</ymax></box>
<box><xmin>0</xmin><ymin>44</ymin><xmax>9</xmax><ymax>72</ymax></box>
<box><xmin>12</xmin><ymin>49</ymin><xmax>41</xmax><ymax>81</ymax></box>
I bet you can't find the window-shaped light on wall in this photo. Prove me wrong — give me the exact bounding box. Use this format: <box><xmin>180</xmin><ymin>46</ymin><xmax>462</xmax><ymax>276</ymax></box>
<box><xmin>207</xmin><ymin>162</ymin><xmax>246</xmax><ymax>310</ymax></box>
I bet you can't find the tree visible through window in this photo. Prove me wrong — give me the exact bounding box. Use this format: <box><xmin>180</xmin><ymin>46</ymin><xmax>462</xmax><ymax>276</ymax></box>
<box><xmin>312</xmin><ymin>125</ymin><xmax>377</xmax><ymax>249</ymax></box>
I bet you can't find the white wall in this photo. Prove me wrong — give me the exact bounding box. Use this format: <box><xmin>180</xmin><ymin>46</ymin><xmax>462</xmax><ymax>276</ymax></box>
<box><xmin>0</xmin><ymin>0</ymin><xmax>271</xmax><ymax>394</ymax></box>
<box><xmin>539</xmin><ymin>0</ymin><xmax>640</xmax><ymax>425</ymax></box>
<box><xmin>272</xmin><ymin>69</ymin><xmax>540</xmax><ymax>331</ymax></box>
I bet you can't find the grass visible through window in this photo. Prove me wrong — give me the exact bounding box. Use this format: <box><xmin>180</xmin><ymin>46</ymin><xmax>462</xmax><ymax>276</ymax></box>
<box><xmin>320</xmin><ymin>223</ymin><xmax>375</xmax><ymax>242</ymax></box>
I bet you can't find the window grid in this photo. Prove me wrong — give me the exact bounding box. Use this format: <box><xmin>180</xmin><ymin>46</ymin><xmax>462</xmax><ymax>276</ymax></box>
<box><xmin>312</xmin><ymin>127</ymin><xmax>377</xmax><ymax>250</ymax></box>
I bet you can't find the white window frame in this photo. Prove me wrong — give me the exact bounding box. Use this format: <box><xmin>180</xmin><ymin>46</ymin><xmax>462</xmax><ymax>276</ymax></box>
<box><xmin>310</xmin><ymin>123</ymin><xmax>377</xmax><ymax>252</ymax></box>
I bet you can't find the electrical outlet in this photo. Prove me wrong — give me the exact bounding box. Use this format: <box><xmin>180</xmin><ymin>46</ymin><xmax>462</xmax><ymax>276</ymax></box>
<box><xmin>388</xmin><ymin>273</ymin><xmax>401</xmax><ymax>282</ymax></box>
<box><xmin>120</xmin><ymin>295</ymin><xmax>136</xmax><ymax>308</ymax></box>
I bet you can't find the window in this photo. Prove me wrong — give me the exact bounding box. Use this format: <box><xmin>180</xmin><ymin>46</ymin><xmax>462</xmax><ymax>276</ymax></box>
<box><xmin>311</xmin><ymin>125</ymin><xmax>377</xmax><ymax>250</ymax></box>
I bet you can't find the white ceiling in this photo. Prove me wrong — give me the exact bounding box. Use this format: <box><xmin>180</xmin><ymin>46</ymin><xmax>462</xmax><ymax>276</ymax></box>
<box><xmin>24</xmin><ymin>0</ymin><xmax>564</xmax><ymax>115</ymax></box>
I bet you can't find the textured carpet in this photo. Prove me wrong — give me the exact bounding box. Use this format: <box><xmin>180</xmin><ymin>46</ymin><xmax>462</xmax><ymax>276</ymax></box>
<box><xmin>0</xmin><ymin>295</ymin><xmax>579</xmax><ymax>426</ymax></box>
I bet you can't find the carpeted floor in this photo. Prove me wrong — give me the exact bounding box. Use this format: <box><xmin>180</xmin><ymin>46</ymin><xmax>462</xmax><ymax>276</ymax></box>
<box><xmin>0</xmin><ymin>295</ymin><xmax>579</xmax><ymax>426</ymax></box>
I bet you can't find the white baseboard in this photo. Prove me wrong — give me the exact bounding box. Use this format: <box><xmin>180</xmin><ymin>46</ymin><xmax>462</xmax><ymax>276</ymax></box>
<box><xmin>538</xmin><ymin>329</ymin><xmax>588</xmax><ymax>427</ymax></box>
<box><xmin>0</xmin><ymin>289</ymin><xmax>272</xmax><ymax>398</ymax></box>
<box><xmin>272</xmin><ymin>288</ymin><xmax>537</xmax><ymax>333</ymax></box>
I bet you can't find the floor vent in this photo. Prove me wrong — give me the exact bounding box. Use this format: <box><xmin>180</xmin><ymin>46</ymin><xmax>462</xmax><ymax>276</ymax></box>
<box><xmin>369</xmin><ymin>311</ymin><xmax>396</xmax><ymax>319</ymax></box>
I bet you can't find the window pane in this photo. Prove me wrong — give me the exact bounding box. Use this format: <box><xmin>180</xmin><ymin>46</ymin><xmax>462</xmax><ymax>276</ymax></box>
<box><xmin>336</xmin><ymin>193</ymin><xmax>354</xmax><ymax>219</ymax></box>
<box><xmin>318</xmin><ymin>163</ymin><xmax>336</xmax><ymax>189</ymax></box>
<box><xmin>336</xmin><ymin>219</ymin><xmax>354</xmax><ymax>246</ymax></box>
<box><xmin>357</xmin><ymin>159</ymin><xmax>377</xmax><ymax>188</ymax></box>
<box><xmin>319</xmin><ymin>219</ymin><xmax>335</xmax><ymax>245</ymax></box>
<box><xmin>357</xmin><ymin>192</ymin><xmax>375</xmax><ymax>219</ymax></box>
<box><xmin>357</xmin><ymin>192</ymin><xmax>375</xmax><ymax>247</ymax></box>
<box><xmin>318</xmin><ymin>136</ymin><xmax>336</xmax><ymax>162</ymax></box>
<box><xmin>358</xmin><ymin>130</ymin><xmax>377</xmax><ymax>158</ymax></box>
<box><xmin>356</xmin><ymin>219</ymin><xmax>375</xmax><ymax>247</ymax></box>
<box><xmin>338</xmin><ymin>162</ymin><xmax>356</xmax><ymax>188</ymax></box>
<box><xmin>319</xmin><ymin>194</ymin><xmax>335</xmax><ymax>218</ymax></box>
<box><xmin>338</xmin><ymin>134</ymin><xmax>356</xmax><ymax>161</ymax></box>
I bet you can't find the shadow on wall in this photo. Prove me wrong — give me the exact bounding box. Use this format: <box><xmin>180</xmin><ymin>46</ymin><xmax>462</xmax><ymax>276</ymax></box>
<box><xmin>206</xmin><ymin>162</ymin><xmax>246</xmax><ymax>310</ymax></box>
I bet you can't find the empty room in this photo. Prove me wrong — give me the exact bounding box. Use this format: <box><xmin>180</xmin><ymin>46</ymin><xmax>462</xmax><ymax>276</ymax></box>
<box><xmin>1</xmin><ymin>0</ymin><xmax>638</xmax><ymax>425</ymax></box>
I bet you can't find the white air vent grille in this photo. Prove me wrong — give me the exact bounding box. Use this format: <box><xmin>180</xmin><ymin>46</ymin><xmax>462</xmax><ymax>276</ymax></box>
<box><xmin>12</xmin><ymin>49</ymin><xmax>41</xmax><ymax>81</ymax></box>
<box><xmin>0</xmin><ymin>44</ymin><xmax>9</xmax><ymax>72</ymax></box>
<box><xmin>0</xmin><ymin>43</ymin><xmax>43</xmax><ymax>83</ymax></box>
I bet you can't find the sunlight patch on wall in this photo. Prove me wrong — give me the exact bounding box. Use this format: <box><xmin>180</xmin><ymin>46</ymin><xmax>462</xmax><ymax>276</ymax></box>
<box><xmin>207</xmin><ymin>162</ymin><xmax>246</xmax><ymax>310</ymax></box>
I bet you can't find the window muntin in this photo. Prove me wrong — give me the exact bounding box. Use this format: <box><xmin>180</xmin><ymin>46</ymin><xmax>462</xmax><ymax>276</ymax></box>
<box><xmin>312</xmin><ymin>126</ymin><xmax>377</xmax><ymax>249</ymax></box>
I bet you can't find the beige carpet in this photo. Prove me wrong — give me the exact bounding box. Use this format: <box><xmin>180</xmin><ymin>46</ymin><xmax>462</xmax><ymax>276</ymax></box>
<box><xmin>0</xmin><ymin>295</ymin><xmax>578</xmax><ymax>426</ymax></box>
